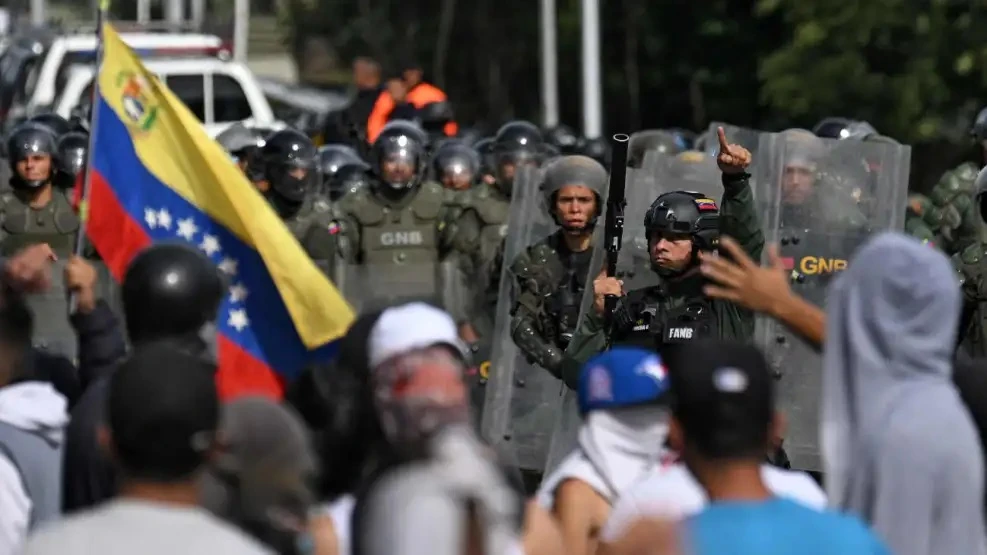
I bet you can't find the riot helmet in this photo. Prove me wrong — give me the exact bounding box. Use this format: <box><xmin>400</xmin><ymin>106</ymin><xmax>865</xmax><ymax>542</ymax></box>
<box><xmin>578</xmin><ymin>136</ymin><xmax>609</xmax><ymax>167</ymax></box>
<box><xmin>544</xmin><ymin>125</ymin><xmax>581</xmax><ymax>155</ymax></box>
<box><xmin>370</xmin><ymin>120</ymin><xmax>427</xmax><ymax>195</ymax></box>
<box><xmin>328</xmin><ymin>162</ymin><xmax>372</xmax><ymax>201</ymax></box>
<box><xmin>54</xmin><ymin>131</ymin><xmax>88</xmax><ymax>188</ymax></box>
<box><xmin>260</xmin><ymin>128</ymin><xmax>319</xmax><ymax>204</ymax></box>
<box><xmin>473</xmin><ymin>136</ymin><xmax>496</xmax><ymax>183</ymax></box>
<box><xmin>643</xmin><ymin>191</ymin><xmax>719</xmax><ymax>274</ymax></box>
<box><xmin>812</xmin><ymin>117</ymin><xmax>855</xmax><ymax>139</ymax></box>
<box><xmin>627</xmin><ymin>130</ymin><xmax>682</xmax><ymax>168</ymax></box>
<box><xmin>318</xmin><ymin>144</ymin><xmax>366</xmax><ymax>199</ymax></box>
<box><xmin>122</xmin><ymin>243</ymin><xmax>225</xmax><ymax>346</ymax></box>
<box><xmin>416</xmin><ymin>101</ymin><xmax>455</xmax><ymax>139</ymax></box>
<box><xmin>971</xmin><ymin>107</ymin><xmax>987</xmax><ymax>143</ymax></box>
<box><xmin>842</xmin><ymin>121</ymin><xmax>878</xmax><ymax>141</ymax></box>
<box><xmin>491</xmin><ymin>121</ymin><xmax>546</xmax><ymax>194</ymax></box>
<box><xmin>28</xmin><ymin>113</ymin><xmax>72</xmax><ymax>139</ymax></box>
<box><xmin>216</xmin><ymin>123</ymin><xmax>266</xmax><ymax>172</ymax></box>
<box><xmin>6</xmin><ymin>123</ymin><xmax>57</xmax><ymax>190</ymax></box>
<box><xmin>540</xmin><ymin>155</ymin><xmax>606</xmax><ymax>232</ymax></box>
<box><xmin>661</xmin><ymin>128</ymin><xmax>696</xmax><ymax>151</ymax></box>
<box><xmin>432</xmin><ymin>140</ymin><xmax>479</xmax><ymax>191</ymax></box>
<box><xmin>779</xmin><ymin>129</ymin><xmax>825</xmax><ymax>206</ymax></box>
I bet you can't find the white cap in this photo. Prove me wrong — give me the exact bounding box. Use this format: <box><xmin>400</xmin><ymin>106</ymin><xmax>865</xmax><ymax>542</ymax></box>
<box><xmin>368</xmin><ymin>302</ymin><xmax>468</xmax><ymax>369</ymax></box>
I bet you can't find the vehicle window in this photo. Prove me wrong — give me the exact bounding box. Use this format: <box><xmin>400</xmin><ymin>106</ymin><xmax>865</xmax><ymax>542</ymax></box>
<box><xmin>166</xmin><ymin>74</ymin><xmax>205</xmax><ymax>122</ymax></box>
<box><xmin>54</xmin><ymin>52</ymin><xmax>96</xmax><ymax>97</ymax></box>
<box><xmin>212</xmin><ymin>74</ymin><xmax>252</xmax><ymax>122</ymax></box>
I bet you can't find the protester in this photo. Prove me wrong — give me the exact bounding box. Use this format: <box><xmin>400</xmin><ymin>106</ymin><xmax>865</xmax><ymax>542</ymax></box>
<box><xmin>62</xmin><ymin>243</ymin><xmax>224</xmax><ymax>513</ymax></box>
<box><xmin>200</xmin><ymin>397</ymin><xmax>318</xmax><ymax>555</ymax></box>
<box><xmin>598</xmin><ymin>344</ymin><xmax>824</xmax><ymax>552</ymax></box>
<box><xmin>0</xmin><ymin>288</ymin><xmax>68</xmax><ymax>555</ymax></box>
<box><xmin>22</xmin><ymin>343</ymin><xmax>270</xmax><ymax>554</ymax></box>
<box><xmin>701</xmin><ymin>233</ymin><xmax>987</xmax><ymax>555</ymax></box>
<box><xmin>665</xmin><ymin>339</ymin><xmax>889</xmax><ymax>555</ymax></box>
<box><xmin>536</xmin><ymin>347</ymin><xmax>673</xmax><ymax>555</ymax></box>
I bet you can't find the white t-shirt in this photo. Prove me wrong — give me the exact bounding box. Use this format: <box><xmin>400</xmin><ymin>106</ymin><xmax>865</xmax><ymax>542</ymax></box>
<box><xmin>321</xmin><ymin>495</ymin><xmax>356</xmax><ymax>555</ymax></box>
<box><xmin>23</xmin><ymin>499</ymin><xmax>273</xmax><ymax>555</ymax></box>
<box><xmin>0</xmin><ymin>454</ymin><xmax>30</xmax><ymax>555</ymax></box>
<box><xmin>600</xmin><ymin>463</ymin><xmax>827</xmax><ymax>542</ymax></box>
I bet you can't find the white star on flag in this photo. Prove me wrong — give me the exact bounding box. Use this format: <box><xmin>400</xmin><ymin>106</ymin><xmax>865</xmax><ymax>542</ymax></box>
<box><xmin>144</xmin><ymin>208</ymin><xmax>158</xmax><ymax>228</ymax></box>
<box><xmin>218</xmin><ymin>257</ymin><xmax>238</xmax><ymax>276</ymax></box>
<box><xmin>176</xmin><ymin>218</ymin><xmax>198</xmax><ymax>241</ymax></box>
<box><xmin>228</xmin><ymin>309</ymin><xmax>249</xmax><ymax>332</ymax></box>
<box><xmin>200</xmin><ymin>234</ymin><xmax>221</xmax><ymax>257</ymax></box>
<box><xmin>157</xmin><ymin>209</ymin><xmax>173</xmax><ymax>230</ymax></box>
<box><xmin>229</xmin><ymin>283</ymin><xmax>248</xmax><ymax>303</ymax></box>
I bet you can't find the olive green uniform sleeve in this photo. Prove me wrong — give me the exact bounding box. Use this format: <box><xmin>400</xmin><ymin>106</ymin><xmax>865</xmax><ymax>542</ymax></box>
<box><xmin>444</xmin><ymin>208</ymin><xmax>485</xmax><ymax>278</ymax></box>
<box><xmin>508</xmin><ymin>243</ymin><xmax>569</xmax><ymax>376</ymax></box>
<box><xmin>716</xmin><ymin>172</ymin><xmax>763</xmax><ymax>343</ymax></box>
<box><xmin>558</xmin><ymin>310</ymin><xmax>607</xmax><ymax>389</ymax></box>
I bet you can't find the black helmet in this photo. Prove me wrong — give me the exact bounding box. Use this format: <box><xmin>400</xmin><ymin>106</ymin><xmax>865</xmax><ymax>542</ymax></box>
<box><xmin>544</xmin><ymin>125</ymin><xmax>581</xmax><ymax>154</ymax></box>
<box><xmin>261</xmin><ymin>128</ymin><xmax>319</xmax><ymax>203</ymax></box>
<box><xmin>217</xmin><ymin>123</ymin><xmax>266</xmax><ymax>157</ymax></box>
<box><xmin>578</xmin><ymin>136</ymin><xmax>609</xmax><ymax>167</ymax></box>
<box><xmin>416</xmin><ymin>101</ymin><xmax>455</xmax><ymax>137</ymax></box>
<box><xmin>491</xmin><ymin>121</ymin><xmax>545</xmax><ymax>190</ymax></box>
<box><xmin>6</xmin><ymin>123</ymin><xmax>57</xmax><ymax>189</ymax></box>
<box><xmin>431</xmin><ymin>140</ymin><xmax>479</xmax><ymax>189</ymax></box>
<box><xmin>55</xmin><ymin>131</ymin><xmax>88</xmax><ymax>187</ymax></box>
<box><xmin>28</xmin><ymin>113</ymin><xmax>72</xmax><ymax>139</ymax></box>
<box><xmin>972</xmin><ymin>107</ymin><xmax>987</xmax><ymax>142</ymax></box>
<box><xmin>812</xmin><ymin>117</ymin><xmax>855</xmax><ymax>139</ymax></box>
<box><xmin>473</xmin><ymin>136</ymin><xmax>495</xmax><ymax>176</ymax></box>
<box><xmin>328</xmin><ymin>163</ymin><xmax>372</xmax><ymax>201</ymax></box>
<box><xmin>122</xmin><ymin>243</ymin><xmax>225</xmax><ymax>344</ymax></box>
<box><xmin>627</xmin><ymin>131</ymin><xmax>682</xmax><ymax>168</ymax></box>
<box><xmin>370</xmin><ymin>120</ymin><xmax>427</xmax><ymax>194</ymax></box>
<box><xmin>317</xmin><ymin>144</ymin><xmax>364</xmax><ymax>178</ymax></box>
<box><xmin>643</xmin><ymin>191</ymin><xmax>720</xmax><ymax>252</ymax></box>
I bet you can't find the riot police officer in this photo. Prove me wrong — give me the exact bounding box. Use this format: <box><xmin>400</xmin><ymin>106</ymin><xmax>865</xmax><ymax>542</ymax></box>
<box><xmin>63</xmin><ymin>242</ymin><xmax>226</xmax><ymax>511</ymax></box>
<box><xmin>54</xmin><ymin>131</ymin><xmax>88</xmax><ymax>190</ymax></box>
<box><xmin>335</xmin><ymin>120</ymin><xmax>445</xmax><ymax>267</ymax></box>
<box><xmin>0</xmin><ymin>123</ymin><xmax>80</xmax><ymax>257</ymax></box>
<box><xmin>432</xmin><ymin>139</ymin><xmax>479</xmax><ymax>191</ymax></box>
<box><xmin>317</xmin><ymin>143</ymin><xmax>366</xmax><ymax>200</ymax></box>
<box><xmin>952</xmin><ymin>166</ymin><xmax>987</xmax><ymax>357</ymax></box>
<box><xmin>559</xmin><ymin>129</ymin><xmax>763</xmax><ymax>386</ymax></box>
<box><xmin>441</xmin><ymin>121</ymin><xmax>548</xmax><ymax>343</ymax></box>
<box><xmin>258</xmin><ymin>129</ymin><xmax>337</xmax><ymax>270</ymax></box>
<box><xmin>326</xmin><ymin>161</ymin><xmax>371</xmax><ymax>203</ymax></box>
<box><xmin>509</xmin><ymin>155</ymin><xmax>605</xmax><ymax>375</ymax></box>
<box><xmin>544</xmin><ymin>125</ymin><xmax>582</xmax><ymax>155</ymax></box>
<box><xmin>472</xmin><ymin>136</ymin><xmax>496</xmax><ymax>186</ymax></box>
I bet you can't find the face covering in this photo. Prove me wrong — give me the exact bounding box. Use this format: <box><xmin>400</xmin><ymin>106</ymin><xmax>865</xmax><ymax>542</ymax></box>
<box><xmin>577</xmin><ymin>404</ymin><xmax>670</xmax><ymax>502</ymax></box>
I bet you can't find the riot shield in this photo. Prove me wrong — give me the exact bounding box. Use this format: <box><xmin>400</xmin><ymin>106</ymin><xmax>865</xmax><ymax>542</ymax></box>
<box><xmin>28</xmin><ymin>260</ymin><xmax>76</xmax><ymax>360</ymax></box>
<box><xmin>752</xmin><ymin>132</ymin><xmax>910</xmax><ymax>471</ymax></box>
<box><xmin>479</xmin><ymin>165</ymin><xmax>564</xmax><ymax>473</ymax></box>
<box><xmin>706</xmin><ymin>121</ymin><xmax>762</xmax><ymax>159</ymax></box>
<box><xmin>542</xmin><ymin>150</ymin><xmax>675</xmax><ymax>473</ymax></box>
<box><xmin>332</xmin><ymin>259</ymin><xmax>456</xmax><ymax>314</ymax></box>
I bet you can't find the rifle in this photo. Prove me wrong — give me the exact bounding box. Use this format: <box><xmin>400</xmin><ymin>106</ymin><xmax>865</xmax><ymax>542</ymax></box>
<box><xmin>603</xmin><ymin>134</ymin><xmax>630</xmax><ymax>334</ymax></box>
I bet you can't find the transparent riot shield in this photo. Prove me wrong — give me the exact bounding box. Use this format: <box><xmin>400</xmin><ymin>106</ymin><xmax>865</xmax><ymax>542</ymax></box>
<box><xmin>29</xmin><ymin>260</ymin><xmax>76</xmax><ymax>360</ymax></box>
<box><xmin>707</xmin><ymin>121</ymin><xmax>763</xmax><ymax>159</ymax></box>
<box><xmin>332</xmin><ymin>260</ymin><xmax>450</xmax><ymax>314</ymax></box>
<box><xmin>542</xmin><ymin>150</ymin><xmax>676</xmax><ymax>473</ymax></box>
<box><xmin>752</xmin><ymin>132</ymin><xmax>910</xmax><ymax>471</ymax></box>
<box><xmin>479</xmin><ymin>165</ymin><xmax>565</xmax><ymax>473</ymax></box>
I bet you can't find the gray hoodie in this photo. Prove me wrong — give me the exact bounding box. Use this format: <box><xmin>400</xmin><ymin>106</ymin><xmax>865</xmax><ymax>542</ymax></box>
<box><xmin>823</xmin><ymin>232</ymin><xmax>987</xmax><ymax>555</ymax></box>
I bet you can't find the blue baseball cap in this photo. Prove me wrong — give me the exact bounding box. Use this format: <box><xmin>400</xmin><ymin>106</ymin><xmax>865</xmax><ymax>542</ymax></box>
<box><xmin>578</xmin><ymin>347</ymin><xmax>670</xmax><ymax>414</ymax></box>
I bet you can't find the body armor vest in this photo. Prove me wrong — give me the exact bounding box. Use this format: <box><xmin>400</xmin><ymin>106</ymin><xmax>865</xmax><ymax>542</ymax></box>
<box><xmin>349</xmin><ymin>182</ymin><xmax>444</xmax><ymax>265</ymax></box>
<box><xmin>0</xmin><ymin>189</ymin><xmax>79</xmax><ymax>257</ymax></box>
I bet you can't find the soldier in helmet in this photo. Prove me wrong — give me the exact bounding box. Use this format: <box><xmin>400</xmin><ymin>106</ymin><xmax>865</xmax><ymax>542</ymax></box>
<box><xmin>509</xmin><ymin>155</ymin><xmax>605</xmax><ymax>374</ymax></box>
<box><xmin>432</xmin><ymin>139</ymin><xmax>479</xmax><ymax>192</ymax></box>
<box><xmin>560</xmin><ymin>128</ymin><xmax>763</xmax><ymax>384</ymax></box>
<box><xmin>952</xmin><ymin>166</ymin><xmax>987</xmax><ymax>357</ymax></box>
<box><xmin>257</xmin><ymin>129</ymin><xmax>337</xmax><ymax>270</ymax></box>
<box><xmin>63</xmin><ymin>243</ymin><xmax>226</xmax><ymax>512</ymax></box>
<box><xmin>441</xmin><ymin>121</ymin><xmax>549</xmax><ymax>344</ymax></box>
<box><xmin>472</xmin><ymin>136</ymin><xmax>497</xmax><ymax>186</ymax></box>
<box><xmin>335</xmin><ymin>120</ymin><xmax>445</xmax><ymax>268</ymax></box>
<box><xmin>54</xmin><ymin>131</ymin><xmax>88</xmax><ymax>191</ymax></box>
<box><xmin>0</xmin><ymin>123</ymin><xmax>80</xmax><ymax>258</ymax></box>
<box><xmin>544</xmin><ymin>125</ymin><xmax>582</xmax><ymax>155</ymax></box>
<box><xmin>326</xmin><ymin>161</ymin><xmax>371</xmax><ymax>203</ymax></box>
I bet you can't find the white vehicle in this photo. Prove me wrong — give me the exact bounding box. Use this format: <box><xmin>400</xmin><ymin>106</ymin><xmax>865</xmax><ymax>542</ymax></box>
<box><xmin>54</xmin><ymin>58</ymin><xmax>280</xmax><ymax>136</ymax></box>
<box><xmin>26</xmin><ymin>32</ymin><xmax>228</xmax><ymax>115</ymax></box>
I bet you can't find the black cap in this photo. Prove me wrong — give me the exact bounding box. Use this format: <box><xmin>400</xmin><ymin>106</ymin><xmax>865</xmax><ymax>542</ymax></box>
<box><xmin>665</xmin><ymin>339</ymin><xmax>773</xmax><ymax>459</ymax></box>
<box><xmin>108</xmin><ymin>341</ymin><xmax>219</xmax><ymax>481</ymax></box>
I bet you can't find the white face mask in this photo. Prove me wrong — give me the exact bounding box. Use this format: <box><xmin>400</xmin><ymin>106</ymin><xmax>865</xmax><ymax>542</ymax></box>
<box><xmin>577</xmin><ymin>405</ymin><xmax>671</xmax><ymax>502</ymax></box>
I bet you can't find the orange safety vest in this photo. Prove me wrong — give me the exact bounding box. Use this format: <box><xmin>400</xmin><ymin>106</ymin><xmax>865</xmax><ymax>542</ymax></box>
<box><xmin>366</xmin><ymin>82</ymin><xmax>459</xmax><ymax>143</ymax></box>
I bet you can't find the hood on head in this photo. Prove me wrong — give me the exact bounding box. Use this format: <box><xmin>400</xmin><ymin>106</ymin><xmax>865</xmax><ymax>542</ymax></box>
<box><xmin>829</xmin><ymin>232</ymin><xmax>959</xmax><ymax>379</ymax></box>
<box><xmin>0</xmin><ymin>382</ymin><xmax>69</xmax><ymax>446</ymax></box>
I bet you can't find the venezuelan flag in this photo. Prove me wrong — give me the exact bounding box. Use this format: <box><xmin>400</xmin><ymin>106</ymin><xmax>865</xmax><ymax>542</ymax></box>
<box><xmin>84</xmin><ymin>23</ymin><xmax>354</xmax><ymax>399</ymax></box>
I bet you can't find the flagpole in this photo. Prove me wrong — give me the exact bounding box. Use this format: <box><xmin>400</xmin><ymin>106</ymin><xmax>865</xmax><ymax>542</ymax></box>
<box><xmin>70</xmin><ymin>0</ymin><xmax>110</xmax><ymax>314</ymax></box>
